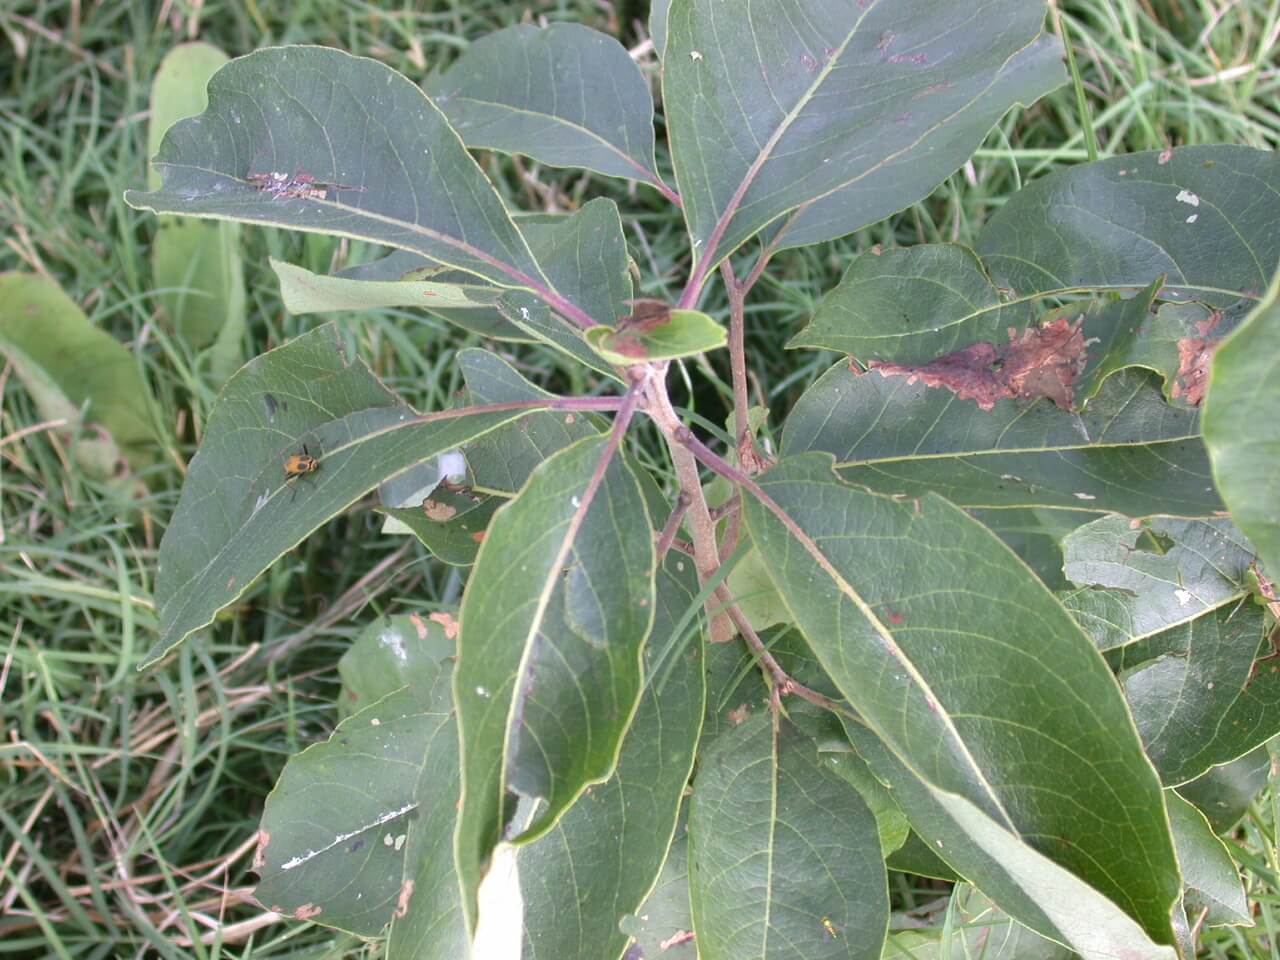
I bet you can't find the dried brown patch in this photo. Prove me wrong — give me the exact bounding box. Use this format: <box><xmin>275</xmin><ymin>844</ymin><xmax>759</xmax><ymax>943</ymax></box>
<box><xmin>660</xmin><ymin>930</ymin><xmax>696</xmax><ymax>950</ymax></box>
<box><xmin>867</xmin><ymin>316</ymin><xmax>1089</xmax><ymax>411</ymax></box>
<box><xmin>409</xmin><ymin>612</ymin><xmax>428</xmax><ymax>639</ymax></box>
<box><xmin>471</xmin><ymin>531</ymin><xmax>487</xmax><ymax>544</ymax></box>
<box><xmin>394</xmin><ymin>880</ymin><xmax>415</xmax><ymax>919</ymax></box>
<box><xmin>253</xmin><ymin>831</ymin><xmax>270</xmax><ymax>871</ymax></box>
<box><xmin>1158</xmin><ymin>147</ymin><xmax>1173</xmax><ymax>165</ymax></box>
<box><xmin>727</xmin><ymin>702</ymin><xmax>751</xmax><ymax>725</ymax></box>
<box><xmin>1171</xmin><ymin>337</ymin><xmax>1218</xmax><ymax>406</ymax></box>
<box><xmin>295</xmin><ymin>903</ymin><xmax>322</xmax><ymax>920</ymax></box>
<box><xmin>429</xmin><ymin>611</ymin><xmax>459</xmax><ymax>640</ymax></box>
<box><xmin>423</xmin><ymin>498</ymin><xmax>457</xmax><ymax>522</ymax></box>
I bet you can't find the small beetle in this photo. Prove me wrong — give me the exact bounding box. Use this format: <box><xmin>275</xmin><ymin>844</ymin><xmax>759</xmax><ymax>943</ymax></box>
<box><xmin>284</xmin><ymin>445</ymin><xmax>320</xmax><ymax>480</ymax></box>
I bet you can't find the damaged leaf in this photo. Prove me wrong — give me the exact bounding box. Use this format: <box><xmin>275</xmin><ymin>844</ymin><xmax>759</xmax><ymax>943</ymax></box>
<box><xmin>1172</xmin><ymin>337</ymin><xmax>1219</xmax><ymax>406</ymax></box>
<box><xmin>866</xmin><ymin>316</ymin><xmax>1089</xmax><ymax>411</ymax></box>
<box><xmin>585</xmin><ymin>302</ymin><xmax>726</xmax><ymax>364</ymax></box>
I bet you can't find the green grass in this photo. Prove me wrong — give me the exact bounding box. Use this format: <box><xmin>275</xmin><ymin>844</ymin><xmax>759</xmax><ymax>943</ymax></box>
<box><xmin>1</xmin><ymin>0</ymin><xmax>1278</xmax><ymax>956</ymax></box>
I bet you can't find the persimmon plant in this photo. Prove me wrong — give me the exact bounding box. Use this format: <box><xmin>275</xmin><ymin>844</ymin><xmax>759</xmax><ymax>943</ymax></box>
<box><xmin>125</xmin><ymin>3</ymin><xmax>1280</xmax><ymax>958</ymax></box>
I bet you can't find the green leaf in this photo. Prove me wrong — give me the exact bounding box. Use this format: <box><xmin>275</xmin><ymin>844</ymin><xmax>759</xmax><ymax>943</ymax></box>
<box><xmin>124</xmin><ymin>47</ymin><xmax>587</xmax><ymax>318</ymax></box>
<box><xmin>454</xmin><ymin>435</ymin><xmax>656</xmax><ymax>928</ymax></box>
<box><xmin>334</xmin><ymin>250</ymin><xmax>532</xmax><ymax>340</ymax></box>
<box><xmin>976</xmin><ymin>146</ymin><xmax>1280</xmax><ymax>305</ymax></box>
<box><xmin>664</xmin><ymin>1</ymin><xmax>1063</xmax><ymax>271</ymax></box>
<box><xmin>1177</xmin><ymin>744</ymin><xmax>1272</xmax><ymax>834</ymax></box>
<box><xmin>881</xmin><ymin>884</ymin><xmax>1073</xmax><ymax>959</ymax></box>
<box><xmin>650</xmin><ymin>0</ymin><xmax>672</xmax><ymax>59</ymax></box>
<box><xmin>273</xmin><ymin>257</ymin><xmax>502</xmax><ymax>313</ymax></box>
<box><xmin>254</xmin><ymin>667</ymin><xmax>453</xmax><ymax>937</ymax></box>
<box><xmin>497</xmin><ymin>291</ymin><xmax>620</xmax><ymax>380</ymax></box>
<box><xmin>626</xmin><ymin>824</ymin><xmax>697</xmax><ymax>958</ymax></box>
<box><xmin>337</xmin><ymin>612</ymin><xmax>455</xmax><ymax>718</ymax></box>
<box><xmin>884</xmin><ymin>832</ymin><xmax>959</xmax><ymax>882</ymax></box>
<box><xmin>148</xmin><ymin>42</ymin><xmax>246</xmax><ymax>364</ymax></box>
<box><xmin>585</xmin><ymin>308</ymin><xmax>725</xmax><ymax>364</ymax></box>
<box><xmin>386</xmin><ymin>682</ymin><xmax>469</xmax><ymax>959</ymax></box>
<box><xmin>385</xmin><ymin>491</ymin><xmax>501</xmax><ymax>566</ymax></box>
<box><xmin>520</xmin><ymin>200</ymin><xmax>632</xmax><ymax>327</ymax></box>
<box><xmin>150</xmin><ymin>323</ymin><xmax>534</xmax><ymax>665</ymax></box>
<box><xmin>1116</xmin><ymin>603</ymin><xmax>1280</xmax><ymax>786</ymax></box>
<box><xmin>430</xmin><ymin>24</ymin><xmax>670</xmax><ymax>195</ymax></box>
<box><xmin>1204</xmin><ymin>266</ymin><xmax>1280</xmax><ymax>581</ymax></box>
<box><xmin>821</xmin><ymin>750</ymin><xmax>910</xmax><ymax>857</ymax></box>
<box><xmin>688</xmin><ymin>712</ymin><xmax>889</xmax><ymax>959</ymax></box>
<box><xmin>0</xmin><ymin>273</ymin><xmax>158</xmax><ymax>477</ymax></box>
<box><xmin>1059</xmin><ymin>515</ymin><xmax>1255</xmax><ymax>651</ymax></box>
<box><xmin>969</xmin><ymin>508</ymin><xmax>1095</xmax><ymax>592</ymax></box>
<box><xmin>458</xmin><ymin>348</ymin><xmax>602</xmax><ymax>495</ymax></box>
<box><xmin>844</xmin><ymin>722</ymin><xmax>1177</xmax><ymax>960</ymax></box>
<box><xmin>1167</xmin><ymin>793</ymin><xmax>1251</xmax><ymax>929</ymax></box>
<box><xmin>725</xmin><ymin>543</ymin><xmax>790</xmax><ymax>633</ymax></box>
<box><xmin>784</xmin><ymin>360</ymin><xmax>1220</xmax><ymax>516</ymax></box>
<box><xmin>427</xmin><ymin>24</ymin><xmax>667</xmax><ymax>192</ymax></box>
<box><xmin>520</xmin><ymin>553</ymin><xmax>705</xmax><ymax>960</ymax></box>
<box><xmin>743</xmin><ymin>454</ymin><xmax>1181</xmax><ymax>945</ymax></box>
<box><xmin>790</xmin><ymin>244</ymin><xmax>1033</xmax><ymax>362</ymax></box>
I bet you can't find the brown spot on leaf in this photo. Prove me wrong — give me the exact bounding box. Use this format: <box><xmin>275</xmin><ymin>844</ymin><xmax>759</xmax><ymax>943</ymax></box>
<box><xmin>253</xmin><ymin>831</ymin><xmax>269</xmax><ymax>871</ymax></box>
<box><xmin>914</xmin><ymin>81</ymin><xmax>954</xmax><ymax>99</ymax></box>
<box><xmin>564</xmin><ymin>413</ymin><xmax>577</xmax><ymax>425</ymax></box>
<box><xmin>870</xmin><ymin>244</ymin><xmax>883</xmax><ymax>256</ymax></box>
<box><xmin>1171</xmin><ymin>337</ymin><xmax>1218</xmax><ymax>406</ymax></box>
<box><xmin>423</xmin><ymin>498</ymin><xmax>457</xmax><ymax>522</ymax></box>
<box><xmin>394</xmin><ymin>880</ymin><xmax>415</xmax><ymax>919</ymax></box>
<box><xmin>295</xmin><ymin>903</ymin><xmax>322</xmax><ymax>920</ymax></box>
<box><xmin>1195</xmin><ymin>311</ymin><xmax>1222</xmax><ymax>337</ymax></box>
<box><xmin>410</xmin><ymin>612</ymin><xmax>428</xmax><ymax>639</ymax></box>
<box><xmin>429</xmin><ymin>611</ymin><xmax>459</xmax><ymax>640</ymax></box>
<box><xmin>867</xmin><ymin>316</ymin><xmax>1089</xmax><ymax>411</ymax></box>
<box><xmin>727</xmin><ymin>702</ymin><xmax>751</xmax><ymax>725</ymax></box>
<box><xmin>471</xmin><ymin>531</ymin><xmax>487</xmax><ymax>544</ymax></box>
<box><xmin>886</xmin><ymin>611</ymin><xmax>905</xmax><ymax>625</ymax></box>
<box><xmin>660</xmin><ymin>930</ymin><xmax>696</xmax><ymax>950</ymax></box>
<box><xmin>1158</xmin><ymin>147</ymin><xmax>1173</xmax><ymax>165</ymax></box>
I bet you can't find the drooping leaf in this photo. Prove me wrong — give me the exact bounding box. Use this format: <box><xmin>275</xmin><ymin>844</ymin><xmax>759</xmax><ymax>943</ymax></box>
<box><xmin>1177</xmin><ymin>744</ymin><xmax>1272</xmax><ymax>834</ymax></box>
<box><xmin>337</xmin><ymin>612</ymin><xmax>455</xmax><ymax>718</ymax></box>
<box><xmin>784</xmin><ymin>361</ymin><xmax>1220</xmax><ymax>517</ymax></box>
<box><xmin>843</xmin><ymin>722</ymin><xmax>1176</xmax><ymax>960</ymax></box>
<box><xmin>743</xmin><ymin>455</ymin><xmax>1181</xmax><ymax>945</ymax></box>
<box><xmin>148</xmin><ymin>42</ymin><xmax>246</xmax><ymax>369</ymax></box>
<box><xmin>664</xmin><ymin>0</ymin><xmax>1063</xmax><ymax>272</ymax></box>
<box><xmin>1060</xmin><ymin>515</ymin><xmax>1255</xmax><ymax>651</ymax></box>
<box><xmin>976</xmin><ymin>146</ymin><xmax>1280</xmax><ymax>305</ymax></box>
<box><xmin>454</xmin><ymin>435</ymin><xmax>656</xmax><ymax>929</ymax></box>
<box><xmin>1204</xmin><ymin>266</ymin><xmax>1280</xmax><ymax>581</ymax></box>
<box><xmin>457</xmin><ymin>348</ymin><xmax>603</xmax><ymax>494</ymax></box>
<box><xmin>520</xmin><ymin>553</ymin><xmax>704</xmax><ymax>960</ymax></box>
<box><xmin>125</xmin><ymin>47</ymin><xmax>596</xmax><ymax>326</ymax></box>
<box><xmin>585</xmin><ymin>306</ymin><xmax>725</xmax><ymax>363</ymax></box>
<box><xmin>1116</xmin><ymin>603</ymin><xmax>1280</xmax><ymax>786</ymax></box>
<box><xmin>149</xmin><ymin>323</ymin><xmax>535</xmax><ymax>664</ymax></box>
<box><xmin>1166</xmin><ymin>792</ymin><xmax>1251</xmax><ymax>930</ymax></box>
<box><xmin>688</xmin><ymin>711</ymin><xmax>888</xmax><ymax>960</ymax></box>
<box><xmin>427</xmin><ymin>24</ymin><xmax>668</xmax><ymax>193</ymax></box>
<box><xmin>254</xmin><ymin>667</ymin><xmax>453</xmax><ymax>937</ymax></box>
<box><xmin>0</xmin><ymin>273</ymin><xmax>158</xmax><ymax>478</ymax></box>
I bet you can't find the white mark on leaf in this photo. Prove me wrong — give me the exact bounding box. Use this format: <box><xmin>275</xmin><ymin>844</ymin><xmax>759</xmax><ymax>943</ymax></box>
<box><xmin>476</xmin><ymin>686</ymin><xmax>490</xmax><ymax>698</ymax></box>
<box><xmin>690</xmin><ymin>50</ymin><xmax>703</xmax><ymax>61</ymax></box>
<box><xmin>1176</xmin><ymin>189</ymin><xmax>1200</xmax><ymax>207</ymax></box>
<box><xmin>1174</xmin><ymin>589</ymin><xmax>1193</xmax><ymax>606</ymax></box>
<box><xmin>1186</xmin><ymin>214</ymin><xmax>1198</xmax><ymax>224</ymax></box>
<box><xmin>279</xmin><ymin>802</ymin><xmax>417</xmax><ymax>870</ymax></box>
<box><xmin>379</xmin><ymin>629</ymin><xmax>408</xmax><ymax>663</ymax></box>
<box><xmin>370</xmin><ymin>717</ymin><xmax>381</xmax><ymax>726</ymax></box>
<box><xmin>1073</xmin><ymin>492</ymin><xmax>1097</xmax><ymax>501</ymax></box>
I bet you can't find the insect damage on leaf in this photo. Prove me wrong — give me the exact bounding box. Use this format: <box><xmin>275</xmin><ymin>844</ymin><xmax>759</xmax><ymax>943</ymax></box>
<box><xmin>601</xmin><ymin>300</ymin><xmax>672</xmax><ymax>359</ymax></box>
<box><xmin>864</xmin><ymin>316</ymin><xmax>1090</xmax><ymax>411</ymax></box>
<box><xmin>1171</xmin><ymin>336</ymin><xmax>1218</xmax><ymax>406</ymax></box>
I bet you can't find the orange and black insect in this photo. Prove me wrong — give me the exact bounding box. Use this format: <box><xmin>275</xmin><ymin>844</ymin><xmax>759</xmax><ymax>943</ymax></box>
<box><xmin>284</xmin><ymin>445</ymin><xmax>320</xmax><ymax>481</ymax></box>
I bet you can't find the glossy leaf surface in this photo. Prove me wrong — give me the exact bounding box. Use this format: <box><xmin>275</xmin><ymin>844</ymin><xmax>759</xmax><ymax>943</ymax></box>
<box><xmin>427</xmin><ymin>24</ymin><xmax>666</xmax><ymax>191</ymax></box>
<box><xmin>454</xmin><ymin>436</ymin><xmax>656</xmax><ymax>927</ymax></box>
<box><xmin>744</xmin><ymin>455</ymin><xmax>1180</xmax><ymax>944</ymax></box>
<box><xmin>689</xmin><ymin>712</ymin><xmax>888</xmax><ymax>960</ymax></box>
<box><xmin>664</xmin><ymin>0</ymin><xmax>1062</xmax><ymax>268</ymax></box>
